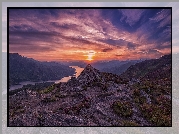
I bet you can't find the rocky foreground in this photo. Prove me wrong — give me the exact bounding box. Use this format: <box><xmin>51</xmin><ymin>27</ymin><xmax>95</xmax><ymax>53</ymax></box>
<box><xmin>9</xmin><ymin>58</ymin><xmax>171</xmax><ymax>126</ymax></box>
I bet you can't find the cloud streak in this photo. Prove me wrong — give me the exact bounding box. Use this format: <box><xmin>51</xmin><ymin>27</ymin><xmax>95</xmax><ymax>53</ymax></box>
<box><xmin>9</xmin><ymin>8</ymin><xmax>171</xmax><ymax>61</ymax></box>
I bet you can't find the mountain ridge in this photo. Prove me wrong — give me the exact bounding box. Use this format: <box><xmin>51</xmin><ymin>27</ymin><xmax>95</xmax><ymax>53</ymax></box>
<box><xmin>9</xmin><ymin>53</ymin><xmax>75</xmax><ymax>86</ymax></box>
<box><xmin>121</xmin><ymin>54</ymin><xmax>171</xmax><ymax>80</ymax></box>
<box><xmin>9</xmin><ymin>54</ymin><xmax>171</xmax><ymax>126</ymax></box>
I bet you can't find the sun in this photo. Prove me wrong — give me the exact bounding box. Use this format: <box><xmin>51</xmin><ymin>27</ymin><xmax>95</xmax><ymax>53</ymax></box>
<box><xmin>87</xmin><ymin>55</ymin><xmax>93</xmax><ymax>61</ymax></box>
<box><xmin>86</xmin><ymin>50</ymin><xmax>96</xmax><ymax>61</ymax></box>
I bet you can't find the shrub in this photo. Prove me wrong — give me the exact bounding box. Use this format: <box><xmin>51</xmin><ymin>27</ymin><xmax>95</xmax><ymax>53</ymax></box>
<box><xmin>97</xmin><ymin>92</ymin><xmax>113</xmax><ymax>98</ymax></box>
<box><xmin>133</xmin><ymin>89</ymin><xmax>140</xmax><ymax>96</ymax></box>
<box><xmin>140</xmin><ymin>103</ymin><xmax>171</xmax><ymax>126</ymax></box>
<box><xmin>112</xmin><ymin>101</ymin><xmax>133</xmax><ymax>117</ymax></box>
<box><xmin>101</xmin><ymin>83</ymin><xmax>109</xmax><ymax>91</ymax></box>
<box><xmin>10</xmin><ymin>105</ymin><xmax>25</xmax><ymax>117</ymax></box>
<box><xmin>82</xmin><ymin>85</ymin><xmax>87</xmax><ymax>91</ymax></box>
<box><xmin>121</xmin><ymin>120</ymin><xmax>139</xmax><ymax>126</ymax></box>
<box><xmin>41</xmin><ymin>96</ymin><xmax>56</xmax><ymax>103</ymax></box>
<box><xmin>40</xmin><ymin>84</ymin><xmax>55</xmax><ymax>94</ymax></box>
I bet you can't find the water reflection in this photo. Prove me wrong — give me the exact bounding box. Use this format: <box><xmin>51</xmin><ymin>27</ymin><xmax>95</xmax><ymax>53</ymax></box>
<box><xmin>9</xmin><ymin>66</ymin><xmax>84</xmax><ymax>91</ymax></box>
<box><xmin>53</xmin><ymin>66</ymin><xmax>84</xmax><ymax>83</ymax></box>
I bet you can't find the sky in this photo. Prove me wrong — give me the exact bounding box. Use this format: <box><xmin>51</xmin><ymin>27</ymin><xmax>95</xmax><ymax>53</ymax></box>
<box><xmin>9</xmin><ymin>8</ymin><xmax>171</xmax><ymax>61</ymax></box>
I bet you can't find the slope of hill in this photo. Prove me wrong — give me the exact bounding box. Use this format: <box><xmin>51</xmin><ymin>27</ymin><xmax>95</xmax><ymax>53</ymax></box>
<box><xmin>9</xmin><ymin>53</ymin><xmax>75</xmax><ymax>86</ymax></box>
<box><xmin>100</xmin><ymin>60</ymin><xmax>140</xmax><ymax>75</ymax></box>
<box><xmin>121</xmin><ymin>54</ymin><xmax>171</xmax><ymax>80</ymax></box>
<box><xmin>8</xmin><ymin>55</ymin><xmax>171</xmax><ymax>127</ymax></box>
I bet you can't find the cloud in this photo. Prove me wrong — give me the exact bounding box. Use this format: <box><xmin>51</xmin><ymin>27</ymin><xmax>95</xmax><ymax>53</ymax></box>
<box><xmin>8</xmin><ymin>8</ymin><xmax>171</xmax><ymax>61</ymax></box>
<box><xmin>119</xmin><ymin>9</ymin><xmax>144</xmax><ymax>27</ymax></box>
<box><xmin>102</xmin><ymin>48</ymin><xmax>113</xmax><ymax>52</ymax></box>
<box><xmin>115</xmin><ymin>54</ymin><xmax>123</xmax><ymax>57</ymax></box>
<box><xmin>127</xmin><ymin>42</ymin><xmax>137</xmax><ymax>50</ymax></box>
<box><xmin>10</xmin><ymin>44</ymin><xmax>55</xmax><ymax>53</ymax></box>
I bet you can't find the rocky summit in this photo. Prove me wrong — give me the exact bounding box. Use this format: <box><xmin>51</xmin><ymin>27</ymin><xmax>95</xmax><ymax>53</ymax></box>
<box><xmin>9</xmin><ymin>56</ymin><xmax>171</xmax><ymax>126</ymax></box>
<box><xmin>77</xmin><ymin>64</ymin><xmax>105</xmax><ymax>85</ymax></box>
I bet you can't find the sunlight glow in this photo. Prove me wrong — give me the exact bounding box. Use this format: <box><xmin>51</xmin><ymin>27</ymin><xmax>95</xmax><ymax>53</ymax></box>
<box><xmin>86</xmin><ymin>50</ymin><xmax>96</xmax><ymax>61</ymax></box>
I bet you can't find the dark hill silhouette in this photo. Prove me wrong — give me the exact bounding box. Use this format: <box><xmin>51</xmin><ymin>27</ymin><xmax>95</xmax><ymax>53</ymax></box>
<box><xmin>121</xmin><ymin>54</ymin><xmax>171</xmax><ymax>81</ymax></box>
<box><xmin>9</xmin><ymin>53</ymin><xmax>75</xmax><ymax>86</ymax></box>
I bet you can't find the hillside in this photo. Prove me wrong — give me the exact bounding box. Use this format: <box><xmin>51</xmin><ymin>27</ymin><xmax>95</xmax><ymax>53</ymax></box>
<box><xmin>9</xmin><ymin>55</ymin><xmax>171</xmax><ymax>126</ymax></box>
<box><xmin>100</xmin><ymin>60</ymin><xmax>140</xmax><ymax>75</ymax></box>
<box><xmin>121</xmin><ymin>54</ymin><xmax>171</xmax><ymax>81</ymax></box>
<box><xmin>91</xmin><ymin>60</ymin><xmax>142</xmax><ymax>75</ymax></box>
<box><xmin>9</xmin><ymin>53</ymin><xmax>75</xmax><ymax>86</ymax></box>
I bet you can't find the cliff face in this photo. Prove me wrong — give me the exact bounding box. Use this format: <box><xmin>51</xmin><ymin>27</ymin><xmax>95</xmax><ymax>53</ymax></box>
<box><xmin>9</xmin><ymin>55</ymin><xmax>171</xmax><ymax>126</ymax></box>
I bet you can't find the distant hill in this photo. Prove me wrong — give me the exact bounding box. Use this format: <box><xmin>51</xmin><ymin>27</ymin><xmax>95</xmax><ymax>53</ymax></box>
<box><xmin>59</xmin><ymin>60</ymin><xmax>143</xmax><ymax>75</ymax></box>
<box><xmin>100</xmin><ymin>60</ymin><xmax>141</xmax><ymax>75</ymax></box>
<box><xmin>9</xmin><ymin>53</ymin><xmax>75</xmax><ymax>86</ymax></box>
<box><xmin>121</xmin><ymin>54</ymin><xmax>171</xmax><ymax>81</ymax></box>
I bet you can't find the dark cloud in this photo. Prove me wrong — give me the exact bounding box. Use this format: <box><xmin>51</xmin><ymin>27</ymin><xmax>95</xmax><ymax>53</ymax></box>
<box><xmin>127</xmin><ymin>42</ymin><xmax>136</xmax><ymax>50</ymax></box>
<box><xmin>148</xmin><ymin>49</ymin><xmax>160</xmax><ymax>54</ymax></box>
<box><xmin>115</xmin><ymin>54</ymin><xmax>123</xmax><ymax>57</ymax></box>
<box><xmin>102</xmin><ymin>48</ymin><xmax>113</xmax><ymax>52</ymax></box>
<box><xmin>9</xmin><ymin>31</ymin><xmax>60</xmax><ymax>46</ymax></box>
<box><xmin>100</xmin><ymin>39</ymin><xmax>127</xmax><ymax>46</ymax></box>
<box><xmin>10</xmin><ymin>44</ymin><xmax>55</xmax><ymax>53</ymax></box>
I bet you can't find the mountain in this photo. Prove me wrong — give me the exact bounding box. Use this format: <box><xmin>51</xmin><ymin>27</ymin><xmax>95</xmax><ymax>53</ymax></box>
<box><xmin>59</xmin><ymin>60</ymin><xmax>143</xmax><ymax>75</ymax></box>
<box><xmin>121</xmin><ymin>54</ymin><xmax>171</xmax><ymax>81</ymax></box>
<box><xmin>77</xmin><ymin>64</ymin><xmax>104</xmax><ymax>84</ymax></box>
<box><xmin>9</xmin><ymin>55</ymin><xmax>171</xmax><ymax>127</ymax></box>
<box><xmin>90</xmin><ymin>60</ymin><xmax>143</xmax><ymax>75</ymax></box>
<box><xmin>9</xmin><ymin>53</ymin><xmax>75</xmax><ymax>86</ymax></box>
<box><xmin>91</xmin><ymin>60</ymin><xmax>122</xmax><ymax>70</ymax></box>
<box><xmin>100</xmin><ymin>60</ymin><xmax>140</xmax><ymax>75</ymax></box>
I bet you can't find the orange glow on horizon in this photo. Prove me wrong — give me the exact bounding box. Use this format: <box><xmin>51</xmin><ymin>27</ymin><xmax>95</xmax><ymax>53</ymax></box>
<box><xmin>13</xmin><ymin>47</ymin><xmax>169</xmax><ymax>62</ymax></box>
<box><xmin>85</xmin><ymin>50</ymin><xmax>96</xmax><ymax>61</ymax></box>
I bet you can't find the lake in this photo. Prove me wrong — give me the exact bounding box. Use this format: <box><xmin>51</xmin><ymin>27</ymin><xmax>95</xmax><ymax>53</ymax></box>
<box><xmin>9</xmin><ymin>66</ymin><xmax>84</xmax><ymax>91</ymax></box>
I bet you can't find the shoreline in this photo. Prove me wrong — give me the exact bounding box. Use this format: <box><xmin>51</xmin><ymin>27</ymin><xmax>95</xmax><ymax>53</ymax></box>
<box><xmin>9</xmin><ymin>66</ymin><xmax>84</xmax><ymax>91</ymax></box>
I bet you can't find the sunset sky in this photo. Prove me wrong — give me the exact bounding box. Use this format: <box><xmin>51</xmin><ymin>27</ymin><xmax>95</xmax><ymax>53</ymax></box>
<box><xmin>9</xmin><ymin>8</ymin><xmax>171</xmax><ymax>62</ymax></box>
